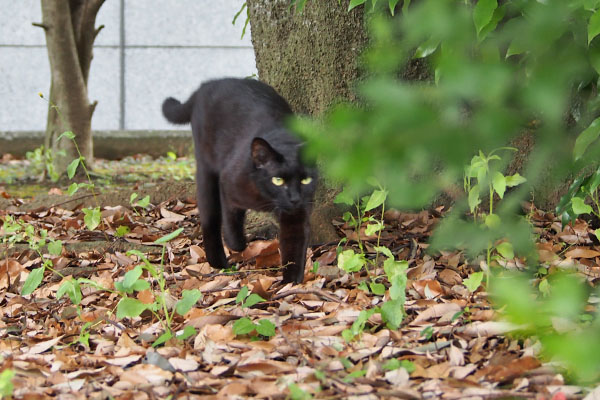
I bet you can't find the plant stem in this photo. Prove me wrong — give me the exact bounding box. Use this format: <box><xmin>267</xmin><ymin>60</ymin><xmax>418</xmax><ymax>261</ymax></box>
<box><xmin>489</xmin><ymin>184</ymin><xmax>494</xmax><ymax>215</ymax></box>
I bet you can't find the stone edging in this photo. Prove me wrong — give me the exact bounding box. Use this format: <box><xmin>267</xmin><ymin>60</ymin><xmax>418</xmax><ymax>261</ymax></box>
<box><xmin>0</xmin><ymin>130</ymin><xmax>193</xmax><ymax>159</ymax></box>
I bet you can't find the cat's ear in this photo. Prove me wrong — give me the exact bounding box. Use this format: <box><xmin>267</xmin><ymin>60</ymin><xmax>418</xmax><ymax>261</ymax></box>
<box><xmin>251</xmin><ymin>137</ymin><xmax>282</xmax><ymax>168</ymax></box>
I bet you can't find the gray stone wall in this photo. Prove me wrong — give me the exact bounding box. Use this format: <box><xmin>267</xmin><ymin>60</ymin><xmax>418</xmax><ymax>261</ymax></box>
<box><xmin>0</xmin><ymin>0</ymin><xmax>256</xmax><ymax>132</ymax></box>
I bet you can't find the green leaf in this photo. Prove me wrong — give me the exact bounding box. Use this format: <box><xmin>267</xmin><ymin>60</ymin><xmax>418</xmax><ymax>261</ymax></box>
<box><xmin>574</xmin><ymin>117</ymin><xmax>600</xmax><ymax>160</ymax></box>
<box><xmin>421</xmin><ymin>326</ymin><xmax>433</xmax><ymax>340</ymax></box>
<box><xmin>358</xmin><ymin>281</ymin><xmax>369</xmax><ymax>292</ymax></box>
<box><xmin>137</xmin><ymin>195</ymin><xmax>150</xmax><ymax>208</ymax></box>
<box><xmin>152</xmin><ymin>331</ymin><xmax>173</xmax><ymax>347</ymax></box>
<box><xmin>122</xmin><ymin>265</ymin><xmax>143</xmax><ymax>291</ymax></box>
<box><xmin>233</xmin><ymin>317</ymin><xmax>256</xmax><ymax>336</ymax></box>
<box><xmin>585</xmin><ymin>0</ymin><xmax>600</xmax><ymax>11</ymax></box>
<box><xmin>334</xmin><ymin>188</ymin><xmax>355</xmax><ymax>206</ymax></box>
<box><xmin>83</xmin><ymin>207</ymin><xmax>101</xmax><ymax>231</ymax></box>
<box><xmin>557</xmin><ymin>175</ymin><xmax>586</xmax><ymax>216</ymax></box>
<box><xmin>67</xmin><ymin>182</ymin><xmax>79</xmax><ymax>195</ymax></box>
<box><xmin>22</xmin><ymin>266</ymin><xmax>45</xmax><ymax>295</ymax></box>
<box><xmin>587</xmin><ymin>168</ymin><xmax>600</xmax><ymax>193</ymax></box>
<box><xmin>57</xmin><ymin>131</ymin><xmax>76</xmax><ymax>141</ymax></box>
<box><xmin>571</xmin><ymin>196</ymin><xmax>593</xmax><ymax>215</ymax></box>
<box><xmin>414</xmin><ymin>37</ymin><xmax>440</xmax><ymax>58</ymax></box>
<box><xmin>382</xmin><ymin>359</ymin><xmax>401</xmax><ymax>371</ymax></box>
<box><xmin>468</xmin><ymin>184</ymin><xmax>481</xmax><ymax>213</ymax></box>
<box><xmin>505</xmin><ymin>38</ymin><xmax>527</xmax><ymax>58</ymax></box>
<box><xmin>539</xmin><ymin>278</ymin><xmax>550</xmax><ymax>296</ymax></box>
<box><xmin>492</xmin><ymin>171</ymin><xmax>506</xmax><ymax>199</ymax></box>
<box><xmin>380</xmin><ymin>298</ymin><xmax>404</xmax><ymax>329</ymax></box>
<box><xmin>594</xmin><ymin>228</ymin><xmax>600</xmax><ymax>242</ymax></box>
<box><xmin>176</xmin><ymin>325</ymin><xmax>197</xmax><ymax>341</ymax></box>
<box><xmin>384</xmin><ymin>258</ymin><xmax>408</xmax><ymax>302</ymax></box>
<box><xmin>364</xmin><ymin>189</ymin><xmax>387</xmax><ymax>211</ymax></box>
<box><xmin>236</xmin><ymin>286</ymin><xmax>249</xmax><ymax>304</ymax></box>
<box><xmin>346</xmin><ymin>308</ymin><xmax>376</xmax><ymax>340</ymax></box>
<box><xmin>341</xmin><ymin>328</ymin><xmax>355</xmax><ymax>342</ymax></box>
<box><xmin>495</xmin><ymin>241</ymin><xmax>514</xmax><ymax>259</ymax></box>
<box><xmin>154</xmin><ymin>227</ymin><xmax>184</xmax><ymax>244</ymax></box>
<box><xmin>78</xmin><ymin>323</ymin><xmax>91</xmax><ymax>347</ymax></box>
<box><xmin>463</xmin><ymin>271</ymin><xmax>484</xmax><ymax>293</ymax></box>
<box><xmin>398</xmin><ymin>0</ymin><xmax>408</xmax><ymax>13</ymax></box>
<box><xmin>115</xmin><ymin>225</ymin><xmax>130</xmax><ymax>237</ymax></box>
<box><xmin>47</xmin><ymin>239</ymin><xmax>62</xmax><ymax>256</ymax></box>
<box><xmin>0</xmin><ymin>369</ymin><xmax>15</xmax><ymax>397</ymax></box>
<box><xmin>400</xmin><ymin>360</ymin><xmax>416</xmax><ymax>373</ymax></box>
<box><xmin>57</xmin><ymin>279</ymin><xmax>82</xmax><ymax>304</ymax></box>
<box><xmin>131</xmin><ymin>279</ymin><xmax>150</xmax><ymax>292</ymax></box>
<box><xmin>365</xmin><ymin>222</ymin><xmax>383</xmax><ymax>236</ymax></box>
<box><xmin>116</xmin><ymin>297</ymin><xmax>148</xmax><ymax>319</ymax></box>
<box><xmin>348</xmin><ymin>0</ymin><xmax>367</xmax><ymax>11</ymax></box>
<box><xmin>374</xmin><ymin>245</ymin><xmax>393</xmax><ymax>259</ymax></box>
<box><xmin>505</xmin><ymin>173</ymin><xmax>527</xmax><ymax>187</ymax></box>
<box><xmin>344</xmin><ymin>369</ymin><xmax>367</xmax><ymax>383</ymax></box>
<box><xmin>485</xmin><ymin>213</ymin><xmax>501</xmax><ymax>229</ymax></box>
<box><xmin>176</xmin><ymin>289</ymin><xmax>203</xmax><ymax>316</ymax></box>
<box><xmin>129</xmin><ymin>193</ymin><xmax>138</xmax><ymax>203</ymax></box>
<box><xmin>589</xmin><ymin>9</ymin><xmax>600</xmax><ymax>44</ymax></box>
<box><xmin>389</xmin><ymin>0</ymin><xmax>400</xmax><ymax>15</ymax></box>
<box><xmin>478</xmin><ymin>4</ymin><xmax>505</xmax><ymax>41</ymax></box>
<box><xmin>256</xmin><ymin>319</ymin><xmax>276</xmax><ymax>337</ymax></box>
<box><xmin>473</xmin><ymin>0</ymin><xmax>498</xmax><ymax>34</ymax></box>
<box><xmin>243</xmin><ymin>293</ymin><xmax>266</xmax><ymax>308</ymax></box>
<box><xmin>288</xmin><ymin>383</ymin><xmax>312</xmax><ymax>400</ymax></box>
<box><xmin>369</xmin><ymin>282</ymin><xmax>386</xmax><ymax>295</ymax></box>
<box><xmin>66</xmin><ymin>158</ymin><xmax>80</xmax><ymax>179</ymax></box>
<box><xmin>337</xmin><ymin>249</ymin><xmax>366</xmax><ymax>273</ymax></box>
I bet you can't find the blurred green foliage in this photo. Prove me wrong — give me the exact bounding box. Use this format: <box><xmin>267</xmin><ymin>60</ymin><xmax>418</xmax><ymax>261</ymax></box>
<box><xmin>293</xmin><ymin>0</ymin><xmax>600</xmax><ymax>383</ymax></box>
<box><xmin>493</xmin><ymin>272</ymin><xmax>600</xmax><ymax>382</ymax></box>
<box><xmin>296</xmin><ymin>0</ymin><xmax>600</xmax><ymax>209</ymax></box>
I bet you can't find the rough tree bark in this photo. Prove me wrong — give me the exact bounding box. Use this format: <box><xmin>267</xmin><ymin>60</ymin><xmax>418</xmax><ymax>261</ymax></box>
<box><xmin>36</xmin><ymin>0</ymin><xmax>104</xmax><ymax>175</ymax></box>
<box><xmin>247</xmin><ymin>0</ymin><xmax>368</xmax><ymax>115</ymax></box>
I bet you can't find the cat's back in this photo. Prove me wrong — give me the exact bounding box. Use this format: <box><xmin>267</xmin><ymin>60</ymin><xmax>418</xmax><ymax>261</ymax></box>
<box><xmin>198</xmin><ymin>78</ymin><xmax>292</xmax><ymax>118</ymax></box>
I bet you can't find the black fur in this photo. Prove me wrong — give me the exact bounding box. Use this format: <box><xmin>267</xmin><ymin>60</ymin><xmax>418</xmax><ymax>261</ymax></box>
<box><xmin>162</xmin><ymin>78</ymin><xmax>317</xmax><ymax>283</ymax></box>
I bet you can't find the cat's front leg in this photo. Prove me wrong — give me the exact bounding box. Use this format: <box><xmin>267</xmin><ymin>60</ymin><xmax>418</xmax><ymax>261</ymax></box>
<box><xmin>279</xmin><ymin>209</ymin><xmax>310</xmax><ymax>284</ymax></box>
<box><xmin>222</xmin><ymin>206</ymin><xmax>247</xmax><ymax>252</ymax></box>
<box><xmin>196</xmin><ymin>165</ymin><xmax>228</xmax><ymax>269</ymax></box>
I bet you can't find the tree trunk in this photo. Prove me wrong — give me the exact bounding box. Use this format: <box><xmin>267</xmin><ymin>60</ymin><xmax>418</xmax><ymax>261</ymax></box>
<box><xmin>39</xmin><ymin>0</ymin><xmax>104</xmax><ymax>175</ymax></box>
<box><xmin>247</xmin><ymin>0</ymin><xmax>368</xmax><ymax>115</ymax></box>
<box><xmin>246</xmin><ymin>0</ymin><xmax>369</xmax><ymax>244</ymax></box>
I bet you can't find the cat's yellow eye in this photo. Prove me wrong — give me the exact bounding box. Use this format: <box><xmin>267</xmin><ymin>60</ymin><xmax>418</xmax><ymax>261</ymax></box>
<box><xmin>271</xmin><ymin>177</ymin><xmax>285</xmax><ymax>186</ymax></box>
<box><xmin>301</xmin><ymin>177</ymin><xmax>313</xmax><ymax>185</ymax></box>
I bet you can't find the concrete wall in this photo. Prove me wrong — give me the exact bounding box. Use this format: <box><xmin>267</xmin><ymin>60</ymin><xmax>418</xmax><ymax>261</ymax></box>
<box><xmin>0</xmin><ymin>0</ymin><xmax>256</xmax><ymax>132</ymax></box>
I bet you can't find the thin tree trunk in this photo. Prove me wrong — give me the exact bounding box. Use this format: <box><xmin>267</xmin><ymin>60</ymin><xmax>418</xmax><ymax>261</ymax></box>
<box><xmin>38</xmin><ymin>0</ymin><xmax>104</xmax><ymax>176</ymax></box>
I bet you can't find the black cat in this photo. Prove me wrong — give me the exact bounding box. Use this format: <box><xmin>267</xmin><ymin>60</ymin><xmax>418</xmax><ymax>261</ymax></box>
<box><xmin>162</xmin><ymin>78</ymin><xmax>317</xmax><ymax>283</ymax></box>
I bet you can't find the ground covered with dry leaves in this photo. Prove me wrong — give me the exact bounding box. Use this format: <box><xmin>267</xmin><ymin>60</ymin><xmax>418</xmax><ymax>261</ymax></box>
<box><xmin>1</xmin><ymin>175</ymin><xmax>599</xmax><ymax>399</ymax></box>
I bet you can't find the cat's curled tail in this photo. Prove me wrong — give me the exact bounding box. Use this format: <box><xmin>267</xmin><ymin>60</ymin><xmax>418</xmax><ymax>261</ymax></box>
<box><xmin>162</xmin><ymin>97</ymin><xmax>193</xmax><ymax>124</ymax></box>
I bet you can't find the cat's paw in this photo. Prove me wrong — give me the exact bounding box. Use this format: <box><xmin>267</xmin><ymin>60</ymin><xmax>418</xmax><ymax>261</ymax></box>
<box><xmin>282</xmin><ymin>263</ymin><xmax>305</xmax><ymax>284</ymax></box>
<box><xmin>224</xmin><ymin>234</ymin><xmax>246</xmax><ymax>252</ymax></box>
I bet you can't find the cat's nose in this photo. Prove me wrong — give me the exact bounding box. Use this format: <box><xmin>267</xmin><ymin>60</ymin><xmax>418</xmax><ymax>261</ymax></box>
<box><xmin>289</xmin><ymin>194</ymin><xmax>301</xmax><ymax>207</ymax></box>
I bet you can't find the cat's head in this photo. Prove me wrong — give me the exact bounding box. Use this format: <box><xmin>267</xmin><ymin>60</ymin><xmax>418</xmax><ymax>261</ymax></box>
<box><xmin>250</xmin><ymin>136</ymin><xmax>317</xmax><ymax>212</ymax></box>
